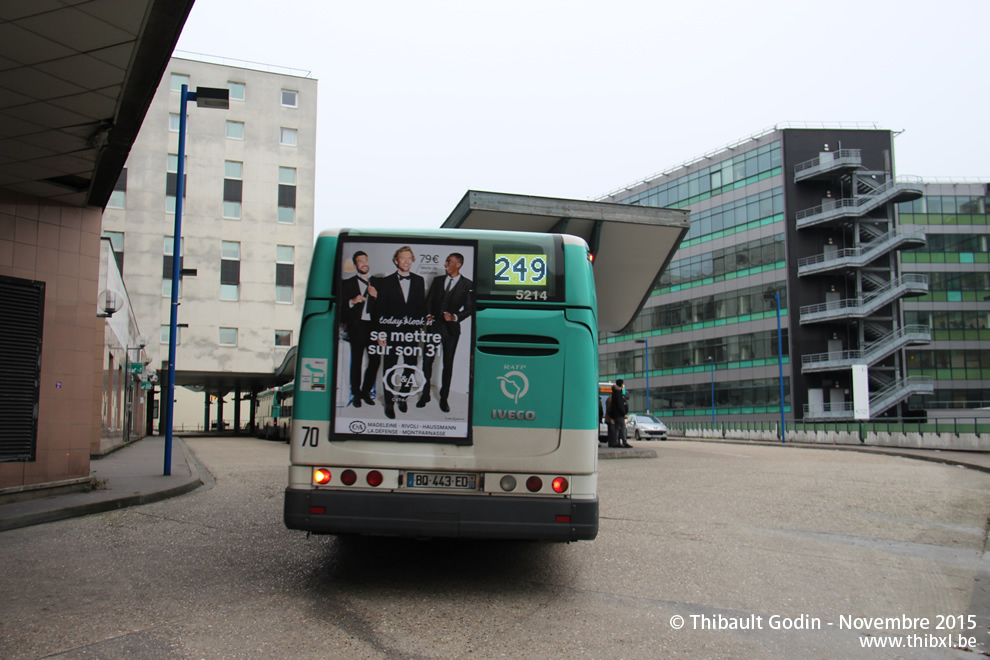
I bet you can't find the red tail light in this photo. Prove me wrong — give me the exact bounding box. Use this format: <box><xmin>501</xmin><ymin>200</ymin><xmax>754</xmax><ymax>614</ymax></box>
<box><xmin>526</xmin><ymin>476</ymin><xmax>543</xmax><ymax>492</ymax></box>
<box><xmin>366</xmin><ymin>470</ymin><xmax>383</xmax><ymax>487</ymax></box>
<box><xmin>313</xmin><ymin>468</ymin><xmax>331</xmax><ymax>485</ymax></box>
<box><xmin>552</xmin><ymin>477</ymin><xmax>568</xmax><ymax>493</ymax></box>
<box><xmin>341</xmin><ymin>469</ymin><xmax>357</xmax><ymax>486</ymax></box>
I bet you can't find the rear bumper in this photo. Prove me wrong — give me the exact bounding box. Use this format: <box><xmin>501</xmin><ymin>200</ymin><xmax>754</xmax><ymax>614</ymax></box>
<box><xmin>285</xmin><ymin>488</ymin><xmax>598</xmax><ymax>541</ymax></box>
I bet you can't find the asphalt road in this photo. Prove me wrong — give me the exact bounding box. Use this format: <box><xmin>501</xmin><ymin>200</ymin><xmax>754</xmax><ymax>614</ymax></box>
<box><xmin>1</xmin><ymin>438</ymin><xmax>988</xmax><ymax>659</ymax></box>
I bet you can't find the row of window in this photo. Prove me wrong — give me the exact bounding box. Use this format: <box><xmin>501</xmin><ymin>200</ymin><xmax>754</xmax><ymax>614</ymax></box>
<box><xmin>600</xmin><ymin>329</ymin><xmax>787</xmax><ymax>378</ymax></box>
<box><xmin>897</xmin><ymin>195</ymin><xmax>989</xmax><ymax>215</ymax></box>
<box><xmin>168</xmin><ymin>113</ymin><xmax>300</xmax><ymax>147</ymax></box>
<box><xmin>659</xmin><ymin>234</ymin><xmax>785</xmax><ymax>289</ymax></box>
<box><xmin>923</xmin><ymin>272</ymin><xmax>990</xmax><ymax>292</ymax></box>
<box><xmin>163</xmin><ymin>237</ymin><xmax>295</xmax><ymax>302</ymax></box>
<box><xmin>623</xmin><ymin>378</ymin><xmax>791</xmax><ymax>415</ymax></box>
<box><xmin>622</xmin><ymin>142</ymin><xmax>782</xmax><ymax>209</ymax></box>
<box><xmin>107</xmin><ymin>162</ymin><xmax>298</xmax><ymax>225</ymax></box>
<box><xmin>607</xmin><ymin>283</ymin><xmax>787</xmax><ymax>339</ymax></box>
<box><xmin>682</xmin><ymin>188</ymin><xmax>784</xmax><ymax>242</ymax></box>
<box><xmin>161</xmin><ymin>326</ymin><xmax>293</xmax><ymax>347</ymax></box>
<box><xmin>170</xmin><ymin>74</ymin><xmax>300</xmax><ymax>108</ymax></box>
<box><xmin>909</xmin><ymin>390</ymin><xmax>990</xmax><ymax>409</ymax></box>
<box><xmin>906</xmin><ymin>310</ymin><xmax>990</xmax><ymax>331</ymax></box>
<box><xmin>905</xmin><ymin>233</ymin><xmax>990</xmax><ymax>253</ymax></box>
<box><xmin>907</xmin><ymin>350</ymin><xmax>990</xmax><ymax>370</ymax></box>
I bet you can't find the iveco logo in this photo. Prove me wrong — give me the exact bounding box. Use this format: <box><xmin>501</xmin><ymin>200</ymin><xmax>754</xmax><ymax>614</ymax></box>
<box><xmin>497</xmin><ymin>370</ymin><xmax>529</xmax><ymax>402</ymax></box>
<box><xmin>492</xmin><ymin>410</ymin><xmax>536</xmax><ymax>420</ymax></box>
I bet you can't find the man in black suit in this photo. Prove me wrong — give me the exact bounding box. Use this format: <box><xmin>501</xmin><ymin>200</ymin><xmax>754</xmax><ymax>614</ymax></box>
<box><xmin>341</xmin><ymin>251</ymin><xmax>379</xmax><ymax>408</ymax></box>
<box><xmin>373</xmin><ymin>246</ymin><xmax>427</xmax><ymax>419</ymax></box>
<box><xmin>418</xmin><ymin>252</ymin><xmax>473</xmax><ymax>413</ymax></box>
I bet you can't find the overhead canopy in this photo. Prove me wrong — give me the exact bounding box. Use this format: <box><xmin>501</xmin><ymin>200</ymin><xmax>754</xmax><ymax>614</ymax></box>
<box><xmin>443</xmin><ymin>191</ymin><xmax>690</xmax><ymax>333</ymax></box>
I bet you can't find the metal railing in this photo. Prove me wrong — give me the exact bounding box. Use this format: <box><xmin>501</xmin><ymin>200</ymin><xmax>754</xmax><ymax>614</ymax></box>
<box><xmin>801</xmin><ymin>325</ymin><xmax>931</xmax><ymax>371</ymax></box>
<box><xmin>793</xmin><ymin>149</ymin><xmax>862</xmax><ymax>175</ymax></box>
<box><xmin>799</xmin><ymin>274</ymin><xmax>929</xmax><ymax>322</ymax></box>
<box><xmin>795</xmin><ymin>179</ymin><xmax>924</xmax><ymax>226</ymax></box>
<box><xmin>797</xmin><ymin>228</ymin><xmax>927</xmax><ymax>272</ymax></box>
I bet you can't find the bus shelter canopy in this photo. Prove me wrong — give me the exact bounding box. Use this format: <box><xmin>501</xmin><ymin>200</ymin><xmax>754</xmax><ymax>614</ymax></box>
<box><xmin>442</xmin><ymin>191</ymin><xmax>690</xmax><ymax>334</ymax></box>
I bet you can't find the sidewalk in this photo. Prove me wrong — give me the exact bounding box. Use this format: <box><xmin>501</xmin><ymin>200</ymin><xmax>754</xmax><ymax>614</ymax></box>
<box><xmin>0</xmin><ymin>435</ymin><xmax>204</xmax><ymax>533</ymax></box>
<box><xmin>1</xmin><ymin>435</ymin><xmax>988</xmax><ymax>533</ymax></box>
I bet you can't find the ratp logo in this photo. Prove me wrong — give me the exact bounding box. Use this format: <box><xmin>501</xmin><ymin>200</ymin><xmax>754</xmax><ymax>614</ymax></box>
<box><xmin>497</xmin><ymin>370</ymin><xmax>529</xmax><ymax>403</ymax></box>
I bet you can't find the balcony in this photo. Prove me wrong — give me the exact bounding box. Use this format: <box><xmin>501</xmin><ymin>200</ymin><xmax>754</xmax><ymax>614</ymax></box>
<box><xmin>803</xmin><ymin>376</ymin><xmax>934</xmax><ymax>420</ymax></box>
<box><xmin>799</xmin><ymin>275</ymin><xmax>929</xmax><ymax>324</ymax></box>
<box><xmin>800</xmin><ymin>325</ymin><xmax>932</xmax><ymax>373</ymax></box>
<box><xmin>797</xmin><ymin>228</ymin><xmax>927</xmax><ymax>277</ymax></box>
<box><xmin>795</xmin><ymin>180</ymin><xmax>924</xmax><ymax>229</ymax></box>
<box><xmin>793</xmin><ymin>149</ymin><xmax>862</xmax><ymax>182</ymax></box>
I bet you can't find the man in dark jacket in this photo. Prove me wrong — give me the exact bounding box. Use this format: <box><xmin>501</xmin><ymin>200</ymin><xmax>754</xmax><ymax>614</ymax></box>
<box><xmin>418</xmin><ymin>252</ymin><xmax>473</xmax><ymax>413</ymax></box>
<box><xmin>341</xmin><ymin>251</ymin><xmax>379</xmax><ymax>407</ymax></box>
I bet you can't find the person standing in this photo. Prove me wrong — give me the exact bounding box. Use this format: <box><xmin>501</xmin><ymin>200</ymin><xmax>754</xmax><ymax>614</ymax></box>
<box><xmin>606</xmin><ymin>383</ymin><xmax>626</xmax><ymax>448</ymax></box>
<box><xmin>615</xmin><ymin>378</ymin><xmax>632</xmax><ymax>447</ymax></box>
<box><xmin>419</xmin><ymin>252</ymin><xmax>473</xmax><ymax>413</ymax></box>
<box><xmin>341</xmin><ymin>251</ymin><xmax>379</xmax><ymax>408</ymax></box>
<box><xmin>373</xmin><ymin>246</ymin><xmax>427</xmax><ymax>419</ymax></box>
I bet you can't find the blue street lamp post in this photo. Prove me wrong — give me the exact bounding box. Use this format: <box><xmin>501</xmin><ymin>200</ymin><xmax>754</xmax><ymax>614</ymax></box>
<box><xmin>764</xmin><ymin>287</ymin><xmax>786</xmax><ymax>444</ymax></box>
<box><xmin>164</xmin><ymin>85</ymin><xmax>229</xmax><ymax>476</ymax></box>
<box><xmin>636</xmin><ymin>338</ymin><xmax>650</xmax><ymax>413</ymax></box>
<box><xmin>708</xmin><ymin>356</ymin><xmax>715</xmax><ymax>424</ymax></box>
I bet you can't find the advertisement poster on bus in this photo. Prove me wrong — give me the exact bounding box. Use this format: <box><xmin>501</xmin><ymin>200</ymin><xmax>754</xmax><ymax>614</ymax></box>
<box><xmin>334</xmin><ymin>237</ymin><xmax>476</xmax><ymax>443</ymax></box>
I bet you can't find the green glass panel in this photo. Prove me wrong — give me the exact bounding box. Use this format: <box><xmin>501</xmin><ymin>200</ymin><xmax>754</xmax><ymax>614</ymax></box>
<box><xmin>948</xmin><ymin>291</ymin><xmax>962</xmax><ymax>302</ymax></box>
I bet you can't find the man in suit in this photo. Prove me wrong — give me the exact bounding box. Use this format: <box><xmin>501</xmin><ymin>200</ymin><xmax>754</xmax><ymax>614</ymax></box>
<box><xmin>341</xmin><ymin>251</ymin><xmax>379</xmax><ymax>408</ymax></box>
<box><xmin>418</xmin><ymin>252</ymin><xmax>473</xmax><ymax>413</ymax></box>
<box><xmin>373</xmin><ymin>246</ymin><xmax>427</xmax><ymax>419</ymax></box>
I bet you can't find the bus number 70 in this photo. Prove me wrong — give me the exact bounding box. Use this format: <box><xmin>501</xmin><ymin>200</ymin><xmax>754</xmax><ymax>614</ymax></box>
<box><xmin>301</xmin><ymin>426</ymin><xmax>319</xmax><ymax>447</ymax></box>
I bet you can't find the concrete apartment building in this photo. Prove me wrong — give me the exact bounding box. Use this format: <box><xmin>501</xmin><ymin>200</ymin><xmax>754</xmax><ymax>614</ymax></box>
<box><xmin>598</xmin><ymin>124</ymin><xmax>989</xmax><ymax>423</ymax></box>
<box><xmin>0</xmin><ymin>0</ymin><xmax>194</xmax><ymax>496</ymax></box>
<box><xmin>101</xmin><ymin>56</ymin><xmax>317</xmax><ymax>432</ymax></box>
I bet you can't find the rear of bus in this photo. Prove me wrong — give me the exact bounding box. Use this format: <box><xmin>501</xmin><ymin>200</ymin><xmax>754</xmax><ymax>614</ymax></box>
<box><xmin>284</xmin><ymin>228</ymin><xmax>599</xmax><ymax>541</ymax></box>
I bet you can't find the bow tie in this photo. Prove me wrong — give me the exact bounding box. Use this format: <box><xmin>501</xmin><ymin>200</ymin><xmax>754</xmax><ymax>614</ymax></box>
<box><xmin>398</xmin><ymin>275</ymin><xmax>410</xmax><ymax>280</ymax></box>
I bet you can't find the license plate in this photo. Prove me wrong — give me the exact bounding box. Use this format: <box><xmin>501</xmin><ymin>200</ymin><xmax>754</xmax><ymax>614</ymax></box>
<box><xmin>406</xmin><ymin>472</ymin><xmax>477</xmax><ymax>490</ymax></box>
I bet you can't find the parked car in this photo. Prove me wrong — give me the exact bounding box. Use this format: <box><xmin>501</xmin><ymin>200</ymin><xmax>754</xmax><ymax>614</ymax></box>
<box><xmin>625</xmin><ymin>414</ymin><xmax>668</xmax><ymax>441</ymax></box>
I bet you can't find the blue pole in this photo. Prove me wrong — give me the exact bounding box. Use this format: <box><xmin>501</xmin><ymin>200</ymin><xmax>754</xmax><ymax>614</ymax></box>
<box><xmin>165</xmin><ymin>85</ymin><xmax>192</xmax><ymax>475</ymax></box>
<box><xmin>776</xmin><ymin>292</ymin><xmax>786</xmax><ymax>443</ymax></box>
<box><xmin>710</xmin><ymin>357</ymin><xmax>715</xmax><ymax>424</ymax></box>
<box><xmin>644</xmin><ymin>338</ymin><xmax>650</xmax><ymax>413</ymax></box>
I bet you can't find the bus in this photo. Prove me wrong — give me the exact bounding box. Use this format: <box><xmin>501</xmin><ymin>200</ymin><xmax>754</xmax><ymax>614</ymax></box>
<box><xmin>256</xmin><ymin>383</ymin><xmax>294</xmax><ymax>442</ymax></box>
<box><xmin>283</xmin><ymin>192</ymin><xmax>688</xmax><ymax>541</ymax></box>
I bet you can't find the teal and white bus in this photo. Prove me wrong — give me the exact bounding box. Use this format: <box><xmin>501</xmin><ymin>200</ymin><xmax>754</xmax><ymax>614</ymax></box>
<box><xmin>283</xmin><ymin>192</ymin><xmax>689</xmax><ymax>541</ymax></box>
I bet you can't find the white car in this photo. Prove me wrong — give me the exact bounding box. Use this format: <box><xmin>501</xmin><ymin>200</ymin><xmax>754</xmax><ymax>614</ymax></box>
<box><xmin>625</xmin><ymin>414</ymin><xmax>668</xmax><ymax>441</ymax></box>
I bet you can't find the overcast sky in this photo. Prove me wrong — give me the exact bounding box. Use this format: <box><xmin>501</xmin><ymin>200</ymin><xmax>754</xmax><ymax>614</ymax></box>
<box><xmin>175</xmin><ymin>0</ymin><xmax>988</xmax><ymax>234</ymax></box>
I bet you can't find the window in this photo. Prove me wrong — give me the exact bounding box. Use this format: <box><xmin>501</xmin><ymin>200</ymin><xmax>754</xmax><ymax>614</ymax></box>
<box><xmin>223</xmin><ymin>160</ymin><xmax>243</xmax><ymax>219</ymax></box>
<box><xmin>280</xmin><ymin>127</ymin><xmax>297</xmax><ymax>146</ymax></box>
<box><xmin>166</xmin><ymin>153</ymin><xmax>184</xmax><ymax>214</ymax></box>
<box><xmin>281</xmin><ymin>89</ymin><xmax>298</xmax><ymax>107</ymax></box>
<box><xmin>226</xmin><ymin>121</ymin><xmax>244</xmax><ymax>140</ymax></box>
<box><xmin>103</xmin><ymin>230</ymin><xmax>124</xmax><ymax>272</ymax></box>
<box><xmin>219</xmin><ymin>327</ymin><xmax>238</xmax><ymax>346</ymax></box>
<box><xmin>161</xmin><ymin>324</ymin><xmax>181</xmax><ymax>345</ymax></box>
<box><xmin>169</xmin><ymin>113</ymin><xmax>181</xmax><ymax>132</ymax></box>
<box><xmin>228</xmin><ymin>81</ymin><xmax>245</xmax><ymax>101</ymax></box>
<box><xmin>170</xmin><ymin>73</ymin><xmax>189</xmax><ymax>91</ymax></box>
<box><xmin>107</xmin><ymin>168</ymin><xmax>126</xmax><ymax>209</ymax></box>
<box><xmin>275</xmin><ymin>330</ymin><xmax>293</xmax><ymax>347</ymax></box>
<box><xmin>276</xmin><ymin>245</ymin><xmax>294</xmax><ymax>303</ymax></box>
<box><xmin>163</xmin><ymin>236</ymin><xmax>183</xmax><ymax>298</ymax></box>
<box><xmin>221</xmin><ymin>241</ymin><xmax>240</xmax><ymax>301</ymax></box>
<box><xmin>278</xmin><ymin>167</ymin><xmax>296</xmax><ymax>224</ymax></box>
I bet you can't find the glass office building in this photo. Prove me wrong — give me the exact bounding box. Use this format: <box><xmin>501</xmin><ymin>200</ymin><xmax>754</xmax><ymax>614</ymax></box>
<box><xmin>598</xmin><ymin>125</ymin><xmax>987</xmax><ymax>421</ymax></box>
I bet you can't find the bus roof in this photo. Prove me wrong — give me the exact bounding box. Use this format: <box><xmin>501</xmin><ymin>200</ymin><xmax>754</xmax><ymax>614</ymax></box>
<box><xmin>441</xmin><ymin>191</ymin><xmax>689</xmax><ymax>333</ymax></box>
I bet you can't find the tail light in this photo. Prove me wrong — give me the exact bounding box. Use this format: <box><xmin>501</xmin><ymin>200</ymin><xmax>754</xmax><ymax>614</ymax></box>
<box><xmin>313</xmin><ymin>468</ymin><xmax>331</xmax><ymax>485</ymax></box>
<box><xmin>526</xmin><ymin>476</ymin><xmax>543</xmax><ymax>492</ymax></box>
<box><xmin>366</xmin><ymin>470</ymin><xmax>383</xmax><ymax>487</ymax></box>
<box><xmin>552</xmin><ymin>477</ymin><xmax>568</xmax><ymax>493</ymax></box>
<box><xmin>341</xmin><ymin>469</ymin><xmax>357</xmax><ymax>486</ymax></box>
